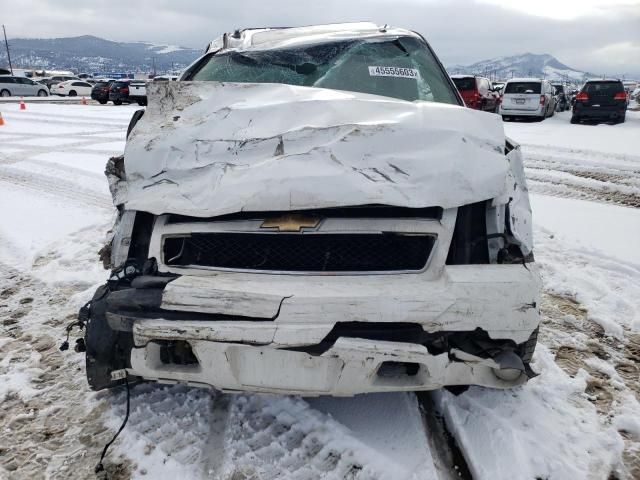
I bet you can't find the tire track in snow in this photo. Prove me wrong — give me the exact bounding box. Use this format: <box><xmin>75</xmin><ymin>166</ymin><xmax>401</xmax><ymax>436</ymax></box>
<box><xmin>0</xmin><ymin>167</ymin><xmax>111</xmax><ymax>209</ymax></box>
<box><xmin>2</xmin><ymin>113</ymin><xmax>128</xmax><ymax>130</ymax></box>
<box><xmin>521</xmin><ymin>146</ymin><xmax>640</xmax><ymax>208</ymax></box>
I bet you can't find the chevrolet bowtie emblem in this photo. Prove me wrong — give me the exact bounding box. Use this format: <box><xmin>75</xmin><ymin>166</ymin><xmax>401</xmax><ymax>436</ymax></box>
<box><xmin>261</xmin><ymin>214</ymin><xmax>321</xmax><ymax>232</ymax></box>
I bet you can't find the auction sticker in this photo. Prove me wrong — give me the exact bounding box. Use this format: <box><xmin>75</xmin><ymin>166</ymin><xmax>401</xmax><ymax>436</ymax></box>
<box><xmin>368</xmin><ymin>66</ymin><xmax>420</xmax><ymax>79</ymax></box>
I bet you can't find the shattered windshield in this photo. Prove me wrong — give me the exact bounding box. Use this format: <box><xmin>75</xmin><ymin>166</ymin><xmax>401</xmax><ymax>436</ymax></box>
<box><xmin>186</xmin><ymin>36</ymin><xmax>458</xmax><ymax>104</ymax></box>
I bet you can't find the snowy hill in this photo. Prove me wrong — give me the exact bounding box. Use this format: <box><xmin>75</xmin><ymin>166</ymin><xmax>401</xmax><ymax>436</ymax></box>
<box><xmin>0</xmin><ymin>35</ymin><xmax>201</xmax><ymax>74</ymax></box>
<box><xmin>448</xmin><ymin>53</ymin><xmax>592</xmax><ymax>82</ymax></box>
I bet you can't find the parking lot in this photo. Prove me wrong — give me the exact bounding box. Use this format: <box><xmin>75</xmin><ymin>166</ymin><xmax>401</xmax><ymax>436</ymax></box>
<box><xmin>0</xmin><ymin>101</ymin><xmax>638</xmax><ymax>479</ymax></box>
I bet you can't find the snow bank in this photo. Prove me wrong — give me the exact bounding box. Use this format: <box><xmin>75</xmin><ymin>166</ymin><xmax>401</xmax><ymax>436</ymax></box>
<box><xmin>435</xmin><ymin>345</ymin><xmax>624</xmax><ymax>480</ymax></box>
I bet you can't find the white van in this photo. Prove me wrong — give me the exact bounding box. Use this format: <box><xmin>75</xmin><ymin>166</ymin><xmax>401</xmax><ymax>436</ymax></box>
<box><xmin>499</xmin><ymin>78</ymin><xmax>556</xmax><ymax>121</ymax></box>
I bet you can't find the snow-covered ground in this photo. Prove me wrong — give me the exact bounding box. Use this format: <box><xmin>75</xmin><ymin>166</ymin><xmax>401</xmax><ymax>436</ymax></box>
<box><xmin>0</xmin><ymin>104</ymin><xmax>639</xmax><ymax>479</ymax></box>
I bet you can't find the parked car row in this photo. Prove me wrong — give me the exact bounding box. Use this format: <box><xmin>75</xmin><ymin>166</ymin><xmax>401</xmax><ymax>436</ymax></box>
<box><xmin>89</xmin><ymin>80</ymin><xmax>148</xmax><ymax>106</ymax></box>
<box><xmin>0</xmin><ymin>73</ymin><xmax>173</xmax><ymax>104</ymax></box>
<box><xmin>450</xmin><ymin>76</ymin><xmax>574</xmax><ymax>119</ymax></box>
<box><xmin>89</xmin><ymin>75</ymin><xmax>178</xmax><ymax>106</ymax></box>
<box><xmin>451</xmin><ymin>75</ymin><xmax>629</xmax><ymax>125</ymax></box>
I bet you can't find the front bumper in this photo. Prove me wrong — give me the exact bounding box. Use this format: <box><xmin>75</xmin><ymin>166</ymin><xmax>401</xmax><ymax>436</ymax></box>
<box><xmin>105</xmin><ymin>263</ymin><xmax>541</xmax><ymax>395</ymax></box>
<box><xmin>130</xmin><ymin>335</ymin><xmax>529</xmax><ymax>396</ymax></box>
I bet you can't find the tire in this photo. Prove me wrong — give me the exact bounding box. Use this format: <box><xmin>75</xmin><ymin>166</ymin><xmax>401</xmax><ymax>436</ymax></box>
<box><xmin>570</xmin><ymin>115</ymin><xmax>580</xmax><ymax>124</ymax></box>
<box><xmin>113</xmin><ymin>100</ymin><xmax>122</xmax><ymax>106</ymax></box>
<box><xmin>68</xmin><ymin>90</ymin><xmax>77</xmax><ymax>97</ymax></box>
<box><xmin>0</xmin><ymin>89</ymin><xmax>10</xmax><ymax>97</ymax></box>
<box><xmin>137</xmin><ymin>100</ymin><xmax>145</xmax><ymax>106</ymax></box>
<box><xmin>502</xmin><ymin>115</ymin><xmax>510</xmax><ymax>122</ymax></box>
<box><xmin>99</xmin><ymin>100</ymin><xmax>107</xmax><ymax>105</ymax></box>
<box><xmin>37</xmin><ymin>89</ymin><xmax>48</xmax><ymax>97</ymax></box>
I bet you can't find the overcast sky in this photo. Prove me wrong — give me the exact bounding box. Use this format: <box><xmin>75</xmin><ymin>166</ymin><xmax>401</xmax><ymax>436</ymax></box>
<box><xmin>4</xmin><ymin>0</ymin><xmax>640</xmax><ymax>76</ymax></box>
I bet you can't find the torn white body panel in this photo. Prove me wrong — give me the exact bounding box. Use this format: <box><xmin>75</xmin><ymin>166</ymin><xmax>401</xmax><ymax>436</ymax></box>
<box><xmin>157</xmin><ymin>264</ymin><xmax>541</xmax><ymax>344</ymax></box>
<box><xmin>129</xmin><ymin>336</ymin><xmax>528</xmax><ymax>396</ymax></box>
<box><xmin>123</xmin><ymin>82</ymin><xmax>510</xmax><ymax>217</ymax></box>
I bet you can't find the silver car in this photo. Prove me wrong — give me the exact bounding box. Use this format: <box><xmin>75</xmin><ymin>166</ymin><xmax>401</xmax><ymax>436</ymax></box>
<box><xmin>499</xmin><ymin>78</ymin><xmax>556</xmax><ymax>121</ymax></box>
<box><xmin>0</xmin><ymin>76</ymin><xmax>50</xmax><ymax>97</ymax></box>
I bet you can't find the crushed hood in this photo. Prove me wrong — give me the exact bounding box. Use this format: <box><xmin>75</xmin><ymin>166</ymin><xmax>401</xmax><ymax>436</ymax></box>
<box><xmin>123</xmin><ymin>82</ymin><xmax>509</xmax><ymax>217</ymax></box>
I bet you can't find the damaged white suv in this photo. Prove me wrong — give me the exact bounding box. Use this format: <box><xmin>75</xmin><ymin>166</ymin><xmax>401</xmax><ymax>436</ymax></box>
<box><xmin>83</xmin><ymin>23</ymin><xmax>541</xmax><ymax>396</ymax></box>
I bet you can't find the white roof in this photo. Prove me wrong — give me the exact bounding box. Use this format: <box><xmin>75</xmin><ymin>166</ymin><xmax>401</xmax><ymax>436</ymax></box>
<box><xmin>207</xmin><ymin>22</ymin><xmax>422</xmax><ymax>53</ymax></box>
<box><xmin>450</xmin><ymin>74</ymin><xmax>475</xmax><ymax>79</ymax></box>
<box><xmin>506</xmin><ymin>77</ymin><xmax>543</xmax><ymax>83</ymax></box>
<box><xmin>585</xmin><ymin>78</ymin><xmax>621</xmax><ymax>82</ymax></box>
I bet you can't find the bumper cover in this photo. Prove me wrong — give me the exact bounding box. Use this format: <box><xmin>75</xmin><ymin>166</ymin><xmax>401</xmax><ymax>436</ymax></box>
<box><xmin>573</xmin><ymin>104</ymin><xmax>626</xmax><ymax>119</ymax></box>
<box><xmin>499</xmin><ymin>106</ymin><xmax>544</xmax><ymax>117</ymax></box>
<box><xmin>129</xmin><ymin>336</ymin><xmax>528</xmax><ymax>396</ymax></box>
<box><xmin>109</xmin><ymin>264</ymin><xmax>540</xmax><ymax>395</ymax></box>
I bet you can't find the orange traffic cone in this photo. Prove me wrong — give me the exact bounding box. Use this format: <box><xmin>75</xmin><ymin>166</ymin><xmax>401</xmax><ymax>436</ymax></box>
<box><xmin>0</xmin><ymin>112</ymin><xmax>4</xmax><ymax>126</ymax></box>
<box><xmin>81</xmin><ymin>96</ymin><xmax>87</xmax><ymax>105</ymax></box>
<box><xmin>19</xmin><ymin>97</ymin><xmax>26</xmax><ymax>110</ymax></box>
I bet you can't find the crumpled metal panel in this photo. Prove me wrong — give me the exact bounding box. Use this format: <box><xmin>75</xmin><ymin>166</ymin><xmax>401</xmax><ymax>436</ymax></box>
<box><xmin>123</xmin><ymin>81</ymin><xmax>510</xmax><ymax>217</ymax></box>
<box><xmin>504</xmin><ymin>141</ymin><xmax>534</xmax><ymax>255</ymax></box>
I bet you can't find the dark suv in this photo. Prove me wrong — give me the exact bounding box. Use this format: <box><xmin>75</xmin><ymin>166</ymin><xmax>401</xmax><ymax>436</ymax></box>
<box><xmin>571</xmin><ymin>80</ymin><xmax>627</xmax><ymax>124</ymax></box>
<box><xmin>108</xmin><ymin>80</ymin><xmax>132</xmax><ymax>105</ymax></box>
<box><xmin>91</xmin><ymin>81</ymin><xmax>114</xmax><ymax>104</ymax></box>
<box><xmin>451</xmin><ymin>75</ymin><xmax>498</xmax><ymax>112</ymax></box>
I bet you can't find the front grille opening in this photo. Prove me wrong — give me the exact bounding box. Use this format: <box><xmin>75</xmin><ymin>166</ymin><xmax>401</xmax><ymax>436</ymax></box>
<box><xmin>158</xmin><ymin>340</ymin><xmax>199</xmax><ymax>366</ymax></box>
<box><xmin>377</xmin><ymin>361</ymin><xmax>421</xmax><ymax>378</ymax></box>
<box><xmin>167</xmin><ymin>205</ymin><xmax>443</xmax><ymax>224</ymax></box>
<box><xmin>163</xmin><ymin>233</ymin><xmax>435</xmax><ymax>272</ymax></box>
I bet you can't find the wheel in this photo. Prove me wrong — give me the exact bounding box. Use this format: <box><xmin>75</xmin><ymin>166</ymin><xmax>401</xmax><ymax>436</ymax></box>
<box><xmin>68</xmin><ymin>90</ymin><xmax>77</xmax><ymax>96</ymax></box>
<box><xmin>617</xmin><ymin>115</ymin><xmax>626</xmax><ymax>124</ymax></box>
<box><xmin>570</xmin><ymin>115</ymin><xmax>580</xmax><ymax>124</ymax></box>
<box><xmin>502</xmin><ymin>115</ymin><xmax>510</xmax><ymax>122</ymax></box>
<box><xmin>113</xmin><ymin>100</ymin><xmax>122</xmax><ymax>105</ymax></box>
<box><xmin>137</xmin><ymin>100</ymin><xmax>145</xmax><ymax>106</ymax></box>
<box><xmin>99</xmin><ymin>100</ymin><xmax>107</xmax><ymax>105</ymax></box>
<box><xmin>0</xmin><ymin>89</ymin><xmax>10</xmax><ymax>97</ymax></box>
<box><xmin>37</xmin><ymin>89</ymin><xmax>48</xmax><ymax>97</ymax></box>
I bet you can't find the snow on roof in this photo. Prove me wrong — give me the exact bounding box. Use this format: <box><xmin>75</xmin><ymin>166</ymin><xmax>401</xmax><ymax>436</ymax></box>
<box><xmin>585</xmin><ymin>78</ymin><xmax>622</xmax><ymax>82</ymax></box>
<box><xmin>506</xmin><ymin>77</ymin><xmax>544</xmax><ymax>83</ymax></box>
<box><xmin>207</xmin><ymin>22</ymin><xmax>422</xmax><ymax>53</ymax></box>
<box><xmin>450</xmin><ymin>74</ymin><xmax>476</xmax><ymax>78</ymax></box>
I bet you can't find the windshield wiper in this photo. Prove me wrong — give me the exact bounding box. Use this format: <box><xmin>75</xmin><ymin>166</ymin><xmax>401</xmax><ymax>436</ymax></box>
<box><xmin>391</xmin><ymin>39</ymin><xmax>410</xmax><ymax>56</ymax></box>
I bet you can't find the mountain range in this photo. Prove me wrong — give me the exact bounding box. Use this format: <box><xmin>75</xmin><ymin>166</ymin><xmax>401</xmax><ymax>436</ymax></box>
<box><xmin>1</xmin><ymin>35</ymin><xmax>594</xmax><ymax>82</ymax></box>
<box><xmin>447</xmin><ymin>53</ymin><xmax>592</xmax><ymax>83</ymax></box>
<box><xmin>0</xmin><ymin>35</ymin><xmax>202</xmax><ymax>75</ymax></box>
